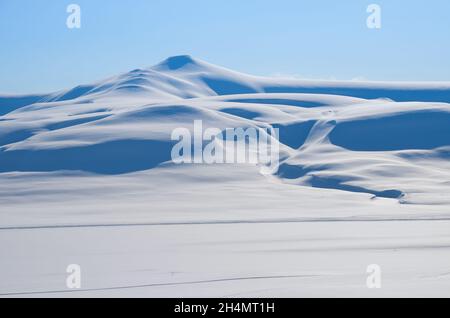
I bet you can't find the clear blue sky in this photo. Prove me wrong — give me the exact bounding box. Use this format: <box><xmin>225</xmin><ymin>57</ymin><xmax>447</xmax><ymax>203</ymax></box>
<box><xmin>1</xmin><ymin>0</ymin><xmax>449</xmax><ymax>94</ymax></box>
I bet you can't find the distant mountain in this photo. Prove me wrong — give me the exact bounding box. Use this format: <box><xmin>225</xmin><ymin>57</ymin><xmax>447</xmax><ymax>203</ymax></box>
<box><xmin>2</xmin><ymin>55</ymin><xmax>450</xmax><ymax>113</ymax></box>
<box><xmin>1</xmin><ymin>55</ymin><xmax>450</xmax><ymax>204</ymax></box>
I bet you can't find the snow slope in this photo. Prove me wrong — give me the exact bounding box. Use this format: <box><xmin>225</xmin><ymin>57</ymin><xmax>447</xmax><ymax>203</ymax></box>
<box><xmin>1</xmin><ymin>55</ymin><xmax>450</xmax><ymax>204</ymax></box>
<box><xmin>1</xmin><ymin>56</ymin><xmax>450</xmax><ymax>297</ymax></box>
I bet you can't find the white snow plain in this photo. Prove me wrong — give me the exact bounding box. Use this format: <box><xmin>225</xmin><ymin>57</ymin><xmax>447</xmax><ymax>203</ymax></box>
<box><xmin>1</xmin><ymin>56</ymin><xmax>450</xmax><ymax>297</ymax></box>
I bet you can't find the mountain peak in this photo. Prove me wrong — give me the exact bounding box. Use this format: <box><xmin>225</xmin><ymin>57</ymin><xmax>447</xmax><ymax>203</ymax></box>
<box><xmin>154</xmin><ymin>55</ymin><xmax>199</xmax><ymax>71</ymax></box>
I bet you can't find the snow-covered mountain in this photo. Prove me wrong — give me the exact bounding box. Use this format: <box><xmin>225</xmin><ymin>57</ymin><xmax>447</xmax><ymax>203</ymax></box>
<box><xmin>1</xmin><ymin>55</ymin><xmax>450</xmax><ymax>204</ymax></box>
<box><xmin>2</xmin><ymin>56</ymin><xmax>450</xmax><ymax>297</ymax></box>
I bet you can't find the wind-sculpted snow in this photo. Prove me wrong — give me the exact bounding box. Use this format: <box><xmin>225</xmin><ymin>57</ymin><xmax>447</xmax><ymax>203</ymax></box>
<box><xmin>3</xmin><ymin>55</ymin><xmax>450</xmax><ymax>298</ymax></box>
<box><xmin>1</xmin><ymin>55</ymin><xmax>450</xmax><ymax>205</ymax></box>
<box><xmin>0</xmin><ymin>94</ymin><xmax>47</xmax><ymax>116</ymax></box>
<box><xmin>330</xmin><ymin>110</ymin><xmax>450</xmax><ymax>151</ymax></box>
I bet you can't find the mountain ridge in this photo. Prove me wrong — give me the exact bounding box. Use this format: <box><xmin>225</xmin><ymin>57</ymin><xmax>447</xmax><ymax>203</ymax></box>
<box><xmin>2</xmin><ymin>55</ymin><xmax>450</xmax><ymax>116</ymax></box>
<box><xmin>1</xmin><ymin>56</ymin><xmax>450</xmax><ymax>204</ymax></box>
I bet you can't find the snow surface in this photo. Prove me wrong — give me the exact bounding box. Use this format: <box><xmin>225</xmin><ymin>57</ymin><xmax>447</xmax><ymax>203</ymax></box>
<box><xmin>1</xmin><ymin>55</ymin><xmax>450</xmax><ymax>297</ymax></box>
